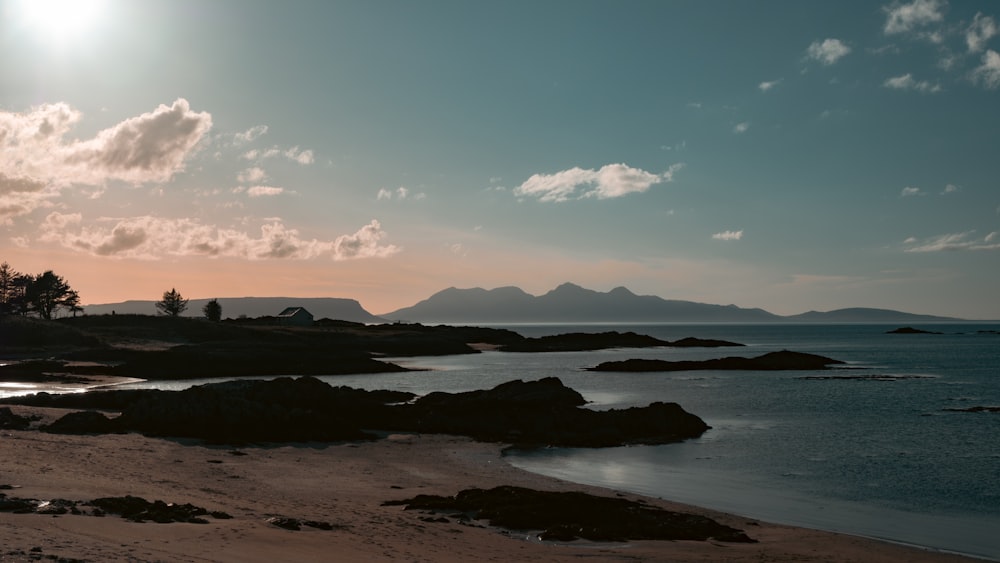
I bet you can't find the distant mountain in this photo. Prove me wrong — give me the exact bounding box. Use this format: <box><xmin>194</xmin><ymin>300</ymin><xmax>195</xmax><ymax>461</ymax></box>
<box><xmin>382</xmin><ymin>282</ymin><xmax>782</xmax><ymax>323</ymax></box>
<box><xmin>381</xmin><ymin>283</ymin><xmax>963</xmax><ymax>324</ymax></box>
<box><xmin>83</xmin><ymin>297</ymin><xmax>386</xmax><ymax>324</ymax></box>
<box><xmin>782</xmin><ymin>307</ymin><xmax>958</xmax><ymax>323</ymax></box>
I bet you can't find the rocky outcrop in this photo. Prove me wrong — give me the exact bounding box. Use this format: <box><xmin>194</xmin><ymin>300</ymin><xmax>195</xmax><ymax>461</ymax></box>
<box><xmin>0</xmin><ymin>407</ymin><xmax>32</xmax><ymax>430</ymax></box>
<box><xmin>886</xmin><ymin>327</ymin><xmax>942</xmax><ymax>334</ymax></box>
<box><xmin>498</xmin><ymin>331</ymin><xmax>742</xmax><ymax>352</ymax></box>
<box><xmin>385</xmin><ymin>485</ymin><xmax>755</xmax><ymax>543</ymax></box>
<box><xmin>588</xmin><ymin>350</ymin><xmax>844</xmax><ymax>372</ymax></box>
<box><xmin>0</xmin><ymin>491</ymin><xmax>230</xmax><ymax>523</ymax></box>
<box><xmin>25</xmin><ymin>376</ymin><xmax>708</xmax><ymax>447</ymax></box>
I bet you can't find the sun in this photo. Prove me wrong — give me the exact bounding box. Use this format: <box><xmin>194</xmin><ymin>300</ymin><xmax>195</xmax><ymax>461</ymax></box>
<box><xmin>17</xmin><ymin>0</ymin><xmax>108</xmax><ymax>47</ymax></box>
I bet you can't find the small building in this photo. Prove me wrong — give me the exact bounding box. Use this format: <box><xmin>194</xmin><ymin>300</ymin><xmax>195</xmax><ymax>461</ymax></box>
<box><xmin>276</xmin><ymin>307</ymin><xmax>314</xmax><ymax>326</ymax></box>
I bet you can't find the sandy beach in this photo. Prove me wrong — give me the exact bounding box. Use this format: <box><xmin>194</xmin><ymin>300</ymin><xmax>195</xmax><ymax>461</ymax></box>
<box><xmin>0</xmin><ymin>405</ymin><xmax>980</xmax><ymax>563</ymax></box>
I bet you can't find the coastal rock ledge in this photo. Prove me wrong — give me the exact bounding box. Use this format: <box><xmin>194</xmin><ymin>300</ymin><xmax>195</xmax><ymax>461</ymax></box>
<box><xmin>11</xmin><ymin>376</ymin><xmax>709</xmax><ymax>448</ymax></box>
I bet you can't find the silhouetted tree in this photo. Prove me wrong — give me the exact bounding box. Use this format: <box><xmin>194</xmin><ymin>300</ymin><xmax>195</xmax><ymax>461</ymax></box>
<box><xmin>25</xmin><ymin>271</ymin><xmax>80</xmax><ymax>320</ymax></box>
<box><xmin>156</xmin><ymin>288</ymin><xmax>188</xmax><ymax>317</ymax></box>
<box><xmin>203</xmin><ymin>298</ymin><xmax>222</xmax><ymax>322</ymax></box>
<box><xmin>0</xmin><ymin>262</ymin><xmax>18</xmax><ymax>315</ymax></box>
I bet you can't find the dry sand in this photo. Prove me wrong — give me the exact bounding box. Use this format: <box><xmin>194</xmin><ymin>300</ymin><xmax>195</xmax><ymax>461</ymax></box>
<box><xmin>0</xmin><ymin>406</ymin><xmax>979</xmax><ymax>562</ymax></box>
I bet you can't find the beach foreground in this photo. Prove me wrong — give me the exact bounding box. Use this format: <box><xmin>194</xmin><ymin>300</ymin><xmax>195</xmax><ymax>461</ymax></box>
<box><xmin>0</xmin><ymin>406</ymin><xmax>978</xmax><ymax>562</ymax></box>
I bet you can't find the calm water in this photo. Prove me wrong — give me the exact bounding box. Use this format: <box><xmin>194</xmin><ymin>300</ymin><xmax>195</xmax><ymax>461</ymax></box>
<box><xmin>9</xmin><ymin>323</ymin><xmax>999</xmax><ymax>559</ymax></box>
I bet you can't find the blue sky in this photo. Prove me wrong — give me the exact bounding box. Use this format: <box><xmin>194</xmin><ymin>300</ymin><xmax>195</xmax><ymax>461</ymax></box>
<box><xmin>1</xmin><ymin>0</ymin><xmax>998</xmax><ymax>318</ymax></box>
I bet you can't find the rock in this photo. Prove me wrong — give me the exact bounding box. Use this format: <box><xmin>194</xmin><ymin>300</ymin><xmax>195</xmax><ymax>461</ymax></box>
<box><xmin>886</xmin><ymin>327</ymin><xmax>941</xmax><ymax>334</ymax></box>
<box><xmin>42</xmin><ymin>411</ymin><xmax>119</xmax><ymax>435</ymax></box>
<box><xmin>0</xmin><ymin>407</ymin><xmax>32</xmax><ymax>430</ymax></box>
<box><xmin>385</xmin><ymin>486</ymin><xmax>755</xmax><ymax>543</ymax></box>
<box><xmin>588</xmin><ymin>350</ymin><xmax>844</xmax><ymax>372</ymax></box>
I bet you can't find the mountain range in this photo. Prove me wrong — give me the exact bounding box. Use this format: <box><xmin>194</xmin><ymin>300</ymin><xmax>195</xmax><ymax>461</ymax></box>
<box><xmin>82</xmin><ymin>283</ymin><xmax>961</xmax><ymax>324</ymax></box>
<box><xmin>380</xmin><ymin>283</ymin><xmax>960</xmax><ymax>323</ymax></box>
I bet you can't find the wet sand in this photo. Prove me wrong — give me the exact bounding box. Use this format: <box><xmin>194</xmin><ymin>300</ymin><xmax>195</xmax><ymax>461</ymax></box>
<box><xmin>0</xmin><ymin>406</ymin><xmax>980</xmax><ymax>562</ymax></box>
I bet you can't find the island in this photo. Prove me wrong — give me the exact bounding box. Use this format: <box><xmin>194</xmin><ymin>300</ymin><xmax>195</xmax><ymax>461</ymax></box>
<box><xmin>587</xmin><ymin>350</ymin><xmax>845</xmax><ymax>372</ymax></box>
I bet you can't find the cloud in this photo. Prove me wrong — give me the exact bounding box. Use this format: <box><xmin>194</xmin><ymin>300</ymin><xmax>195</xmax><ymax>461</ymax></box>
<box><xmin>904</xmin><ymin>231</ymin><xmax>1000</xmax><ymax>252</ymax></box>
<box><xmin>883</xmin><ymin>73</ymin><xmax>942</xmax><ymax>92</ymax></box>
<box><xmin>285</xmin><ymin>146</ymin><xmax>314</xmax><ymax>165</ymax></box>
<box><xmin>967</xmin><ymin>13</ymin><xmax>998</xmax><ymax>53</ymax></box>
<box><xmin>1</xmin><ymin>100</ymin><xmax>210</xmax><ymax>220</ymax></box>
<box><xmin>972</xmin><ymin>49</ymin><xmax>1000</xmax><ymax>89</ymax></box>
<box><xmin>733</xmin><ymin>122</ymin><xmax>750</xmax><ymax>134</ymax></box>
<box><xmin>758</xmin><ymin>79</ymin><xmax>782</xmax><ymax>92</ymax></box>
<box><xmin>377</xmin><ymin>186</ymin><xmax>426</xmax><ymax>201</ymax></box>
<box><xmin>712</xmin><ymin>230</ymin><xmax>744</xmax><ymax>241</ymax></box>
<box><xmin>242</xmin><ymin>145</ymin><xmax>314</xmax><ymax>165</ymax></box>
<box><xmin>514</xmin><ymin>163</ymin><xmax>682</xmax><ymax>203</ymax></box>
<box><xmin>237</xmin><ymin>166</ymin><xmax>267</xmax><ymax>183</ymax></box>
<box><xmin>332</xmin><ymin>220</ymin><xmax>400</xmax><ymax>260</ymax></box>
<box><xmin>806</xmin><ymin>38</ymin><xmax>851</xmax><ymax>65</ymax></box>
<box><xmin>246</xmin><ymin>186</ymin><xmax>285</xmax><ymax>197</ymax></box>
<box><xmin>942</xmin><ymin>183</ymin><xmax>960</xmax><ymax>194</ymax></box>
<box><xmin>900</xmin><ymin>186</ymin><xmax>923</xmax><ymax>196</ymax></box>
<box><xmin>64</xmin><ymin>99</ymin><xmax>212</xmax><ymax>184</ymax></box>
<box><xmin>234</xmin><ymin>125</ymin><xmax>268</xmax><ymax>145</ymax></box>
<box><xmin>884</xmin><ymin>0</ymin><xmax>945</xmax><ymax>35</ymax></box>
<box><xmin>37</xmin><ymin>212</ymin><xmax>399</xmax><ymax>260</ymax></box>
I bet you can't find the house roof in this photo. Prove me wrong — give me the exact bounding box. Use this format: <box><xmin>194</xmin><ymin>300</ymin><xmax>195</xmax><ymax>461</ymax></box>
<box><xmin>277</xmin><ymin>307</ymin><xmax>313</xmax><ymax>318</ymax></box>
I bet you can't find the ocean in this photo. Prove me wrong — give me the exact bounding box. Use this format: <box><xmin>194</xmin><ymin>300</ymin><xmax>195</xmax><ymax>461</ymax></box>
<box><xmin>6</xmin><ymin>323</ymin><xmax>999</xmax><ymax>559</ymax></box>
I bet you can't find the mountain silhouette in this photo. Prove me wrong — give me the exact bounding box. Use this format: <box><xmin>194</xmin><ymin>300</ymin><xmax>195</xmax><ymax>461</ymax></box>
<box><xmin>382</xmin><ymin>282</ymin><xmax>960</xmax><ymax>323</ymax></box>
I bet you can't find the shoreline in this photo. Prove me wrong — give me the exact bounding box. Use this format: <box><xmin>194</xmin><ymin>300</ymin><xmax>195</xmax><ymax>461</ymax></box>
<box><xmin>0</xmin><ymin>405</ymin><xmax>982</xmax><ymax>562</ymax></box>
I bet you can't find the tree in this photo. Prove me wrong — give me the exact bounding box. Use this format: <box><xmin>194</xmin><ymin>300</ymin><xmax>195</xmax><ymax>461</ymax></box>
<box><xmin>0</xmin><ymin>262</ymin><xmax>19</xmax><ymax>315</ymax></box>
<box><xmin>25</xmin><ymin>271</ymin><xmax>80</xmax><ymax>320</ymax></box>
<box><xmin>203</xmin><ymin>298</ymin><xmax>222</xmax><ymax>322</ymax></box>
<box><xmin>156</xmin><ymin>288</ymin><xmax>189</xmax><ymax>317</ymax></box>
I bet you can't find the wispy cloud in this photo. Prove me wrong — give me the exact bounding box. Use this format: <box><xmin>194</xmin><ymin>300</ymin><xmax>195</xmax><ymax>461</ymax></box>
<box><xmin>759</xmin><ymin>79</ymin><xmax>783</xmax><ymax>92</ymax></box>
<box><xmin>733</xmin><ymin>122</ymin><xmax>750</xmax><ymax>134</ymax></box>
<box><xmin>37</xmin><ymin>212</ymin><xmax>398</xmax><ymax>260</ymax></box>
<box><xmin>900</xmin><ymin>186</ymin><xmax>923</xmax><ymax>196</ymax></box>
<box><xmin>967</xmin><ymin>13</ymin><xmax>998</xmax><ymax>53</ymax></box>
<box><xmin>972</xmin><ymin>49</ymin><xmax>1000</xmax><ymax>89</ymax></box>
<box><xmin>883</xmin><ymin>73</ymin><xmax>942</xmax><ymax>92</ymax></box>
<box><xmin>712</xmin><ymin>230</ymin><xmax>744</xmax><ymax>241</ymax></box>
<box><xmin>234</xmin><ymin>125</ymin><xmax>268</xmax><ymax>145</ymax></box>
<box><xmin>514</xmin><ymin>163</ymin><xmax>682</xmax><ymax>203</ymax></box>
<box><xmin>806</xmin><ymin>38</ymin><xmax>851</xmax><ymax>65</ymax></box>
<box><xmin>377</xmin><ymin>186</ymin><xmax>426</xmax><ymax>201</ymax></box>
<box><xmin>246</xmin><ymin>186</ymin><xmax>285</xmax><ymax>197</ymax></box>
<box><xmin>237</xmin><ymin>166</ymin><xmax>267</xmax><ymax>183</ymax></box>
<box><xmin>883</xmin><ymin>0</ymin><xmax>945</xmax><ymax>35</ymax></box>
<box><xmin>904</xmin><ymin>231</ymin><xmax>1000</xmax><ymax>252</ymax></box>
<box><xmin>242</xmin><ymin>145</ymin><xmax>315</xmax><ymax>165</ymax></box>
<box><xmin>942</xmin><ymin>183</ymin><xmax>960</xmax><ymax>194</ymax></box>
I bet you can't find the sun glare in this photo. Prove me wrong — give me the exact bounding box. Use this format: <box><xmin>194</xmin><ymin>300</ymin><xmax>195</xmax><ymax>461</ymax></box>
<box><xmin>17</xmin><ymin>0</ymin><xmax>108</xmax><ymax>46</ymax></box>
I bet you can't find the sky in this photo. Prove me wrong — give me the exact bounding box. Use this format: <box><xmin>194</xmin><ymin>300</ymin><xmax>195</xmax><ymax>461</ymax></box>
<box><xmin>1</xmin><ymin>0</ymin><xmax>999</xmax><ymax>319</ymax></box>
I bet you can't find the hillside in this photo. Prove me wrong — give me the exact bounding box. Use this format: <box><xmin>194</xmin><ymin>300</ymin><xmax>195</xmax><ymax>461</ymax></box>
<box><xmin>83</xmin><ymin>297</ymin><xmax>386</xmax><ymax>324</ymax></box>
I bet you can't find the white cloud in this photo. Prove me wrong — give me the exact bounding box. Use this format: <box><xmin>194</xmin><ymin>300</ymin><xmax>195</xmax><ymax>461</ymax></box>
<box><xmin>972</xmin><ymin>49</ymin><xmax>1000</xmax><ymax>89</ymax></box>
<box><xmin>242</xmin><ymin>145</ymin><xmax>314</xmax><ymax>165</ymax></box>
<box><xmin>759</xmin><ymin>79</ymin><xmax>782</xmax><ymax>92</ymax></box>
<box><xmin>234</xmin><ymin>125</ymin><xmax>268</xmax><ymax>145</ymax></box>
<box><xmin>904</xmin><ymin>231</ymin><xmax>1000</xmax><ymax>252</ymax></box>
<box><xmin>285</xmin><ymin>146</ymin><xmax>314</xmax><ymax>165</ymax></box>
<box><xmin>237</xmin><ymin>166</ymin><xmax>267</xmax><ymax>183</ymax></box>
<box><xmin>246</xmin><ymin>186</ymin><xmax>285</xmax><ymax>197</ymax></box>
<box><xmin>942</xmin><ymin>183</ymin><xmax>960</xmax><ymax>194</ymax></box>
<box><xmin>967</xmin><ymin>13</ymin><xmax>998</xmax><ymax>53</ymax></box>
<box><xmin>884</xmin><ymin>0</ymin><xmax>945</xmax><ymax>35</ymax></box>
<box><xmin>377</xmin><ymin>186</ymin><xmax>426</xmax><ymax>201</ymax></box>
<box><xmin>733</xmin><ymin>122</ymin><xmax>750</xmax><ymax>134</ymax></box>
<box><xmin>712</xmin><ymin>230</ymin><xmax>744</xmax><ymax>241</ymax></box>
<box><xmin>37</xmin><ymin>212</ymin><xmax>399</xmax><ymax>260</ymax></box>
<box><xmin>0</xmin><ymin>99</ymin><xmax>210</xmax><ymax>219</ymax></box>
<box><xmin>332</xmin><ymin>219</ymin><xmax>400</xmax><ymax>260</ymax></box>
<box><xmin>806</xmin><ymin>38</ymin><xmax>851</xmax><ymax>65</ymax></box>
<box><xmin>514</xmin><ymin>163</ymin><xmax>682</xmax><ymax>203</ymax></box>
<box><xmin>882</xmin><ymin>73</ymin><xmax>942</xmax><ymax>92</ymax></box>
<box><xmin>901</xmin><ymin>186</ymin><xmax>923</xmax><ymax>196</ymax></box>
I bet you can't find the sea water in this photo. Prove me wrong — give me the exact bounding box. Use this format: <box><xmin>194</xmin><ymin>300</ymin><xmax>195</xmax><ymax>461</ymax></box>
<box><xmin>21</xmin><ymin>323</ymin><xmax>1000</xmax><ymax>559</ymax></box>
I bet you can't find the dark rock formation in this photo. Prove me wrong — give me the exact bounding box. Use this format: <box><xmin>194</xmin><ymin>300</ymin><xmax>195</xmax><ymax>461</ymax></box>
<box><xmin>886</xmin><ymin>326</ymin><xmax>942</xmax><ymax>334</ymax></box>
<box><xmin>21</xmin><ymin>376</ymin><xmax>708</xmax><ymax>448</ymax></box>
<box><xmin>943</xmin><ymin>406</ymin><xmax>1000</xmax><ymax>413</ymax></box>
<box><xmin>498</xmin><ymin>331</ymin><xmax>743</xmax><ymax>353</ymax></box>
<box><xmin>0</xmin><ymin>492</ymin><xmax>229</xmax><ymax>523</ymax></box>
<box><xmin>0</xmin><ymin>407</ymin><xmax>32</xmax><ymax>430</ymax></box>
<box><xmin>588</xmin><ymin>350</ymin><xmax>844</xmax><ymax>372</ymax></box>
<box><xmin>385</xmin><ymin>485</ymin><xmax>755</xmax><ymax>543</ymax></box>
<box><xmin>266</xmin><ymin>517</ymin><xmax>338</xmax><ymax>531</ymax></box>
